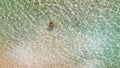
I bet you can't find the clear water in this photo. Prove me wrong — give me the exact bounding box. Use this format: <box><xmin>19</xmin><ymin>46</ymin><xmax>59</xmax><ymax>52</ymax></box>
<box><xmin>0</xmin><ymin>0</ymin><xmax>120</xmax><ymax>68</ymax></box>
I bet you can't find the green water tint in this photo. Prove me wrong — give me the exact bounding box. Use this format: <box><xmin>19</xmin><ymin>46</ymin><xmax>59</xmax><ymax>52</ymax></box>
<box><xmin>0</xmin><ymin>0</ymin><xmax>120</xmax><ymax>68</ymax></box>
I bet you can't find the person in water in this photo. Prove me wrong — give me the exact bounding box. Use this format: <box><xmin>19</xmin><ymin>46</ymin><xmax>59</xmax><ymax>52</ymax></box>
<box><xmin>49</xmin><ymin>22</ymin><xmax>54</xmax><ymax>28</ymax></box>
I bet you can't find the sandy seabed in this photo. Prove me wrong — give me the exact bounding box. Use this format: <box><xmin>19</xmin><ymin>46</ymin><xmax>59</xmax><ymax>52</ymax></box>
<box><xmin>0</xmin><ymin>0</ymin><xmax>120</xmax><ymax>68</ymax></box>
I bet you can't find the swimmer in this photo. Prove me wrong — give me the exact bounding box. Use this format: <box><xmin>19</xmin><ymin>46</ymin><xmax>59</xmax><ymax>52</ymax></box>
<box><xmin>49</xmin><ymin>22</ymin><xmax>54</xmax><ymax>28</ymax></box>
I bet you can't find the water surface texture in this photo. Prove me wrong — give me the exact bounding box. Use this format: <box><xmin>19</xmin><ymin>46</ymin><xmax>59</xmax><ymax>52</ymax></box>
<box><xmin>0</xmin><ymin>0</ymin><xmax>120</xmax><ymax>68</ymax></box>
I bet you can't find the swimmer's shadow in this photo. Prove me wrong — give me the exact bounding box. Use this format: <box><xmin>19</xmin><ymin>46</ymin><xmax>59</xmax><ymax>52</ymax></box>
<box><xmin>47</xmin><ymin>27</ymin><xmax>54</xmax><ymax>31</ymax></box>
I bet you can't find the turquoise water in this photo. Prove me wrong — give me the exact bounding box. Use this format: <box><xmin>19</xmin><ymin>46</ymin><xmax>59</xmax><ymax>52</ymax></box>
<box><xmin>0</xmin><ymin>0</ymin><xmax>120</xmax><ymax>68</ymax></box>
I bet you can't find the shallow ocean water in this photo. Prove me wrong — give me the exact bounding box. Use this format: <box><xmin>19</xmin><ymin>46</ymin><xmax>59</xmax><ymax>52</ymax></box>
<box><xmin>0</xmin><ymin>0</ymin><xmax>120</xmax><ymax>68</ymax></box>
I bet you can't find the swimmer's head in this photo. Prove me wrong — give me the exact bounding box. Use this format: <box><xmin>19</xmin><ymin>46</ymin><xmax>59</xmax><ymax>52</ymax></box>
<box><xmin>50</xmin><ymin>22</ymin><xmax>53</xmax><ymax>24</ymax></box>
<box><xmin>49</xmin><ymin>22</ymin><xmax>54</xmax><ymax>28</ymax></box>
